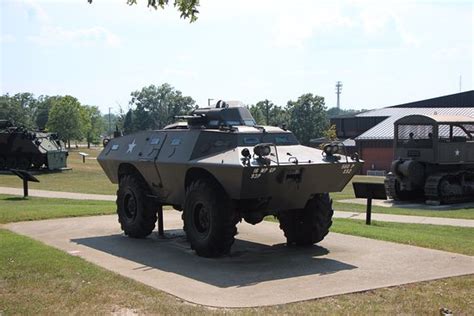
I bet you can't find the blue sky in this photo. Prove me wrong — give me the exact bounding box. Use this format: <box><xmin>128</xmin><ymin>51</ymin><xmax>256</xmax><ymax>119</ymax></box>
<box><xmin>1</xmin><ymin>0</ymin><xmax>472</xmax><ymax>114</ymax></box>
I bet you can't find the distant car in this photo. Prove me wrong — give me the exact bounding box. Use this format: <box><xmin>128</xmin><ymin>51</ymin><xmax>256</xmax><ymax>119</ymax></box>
<box><xmin>385</xmin><ymin>114</ymin><xmax>474</xmax><ymax>204</ymax></box>
<box><xmin>98</xmin><ymin>101</ymin><xmax>362</xmax><ymax>257</ymax></box>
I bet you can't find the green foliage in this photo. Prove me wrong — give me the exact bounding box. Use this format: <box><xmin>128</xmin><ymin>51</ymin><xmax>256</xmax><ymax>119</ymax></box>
<box><xmin>326</xmin><ymin>107</ymin><xmax>367</xmax><ymax>118</ymax></box>
<box><xmin>122</xmin><ymin>109</ymin><xmax>134</xmax><ymax>135</ymax></box>
<box><xmin>0</xmin><ymin>93</ymin><xmax>37</xmax><ymax>128</ymax></box>
<box><xmin>323</xmin><ymin>124</ymin><xmax>337</xmax><ymax>140</ymax></box>
<box><xmin>287</xmin><ymin>93</ymin><xmax>328</xmax><ymax>145</ymax></box>
<box><xmin>46</xmin><ymin>96</ymin><xmax>85</xmax><ymax>146</ymax></box>
<box><xmin>34</xmin><ymin>96</ymin><xmax>60</xmax><ymax>130</ymax></box>
<box><xmin>88</xmin><ymin>0</ymin><xmax>200</xmax><ymax>22</ymax></box>
<box><xmin>249</xmin><ymin>99</ymin><xmax>289</xmax><ymax>127</ymax></box>
<box><xmin>129</xmin><ymin>83</ymin><xmax>195</xmax><ymax>131</ymax></box>
<box><xmin>83</xmin><ymin>105</ymin><xmax>105</xmax><ymax>147</ymax></box>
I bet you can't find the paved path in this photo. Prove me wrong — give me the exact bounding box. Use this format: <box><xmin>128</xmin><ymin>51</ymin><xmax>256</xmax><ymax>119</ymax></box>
<box><xmin>0</xmin><ymin>186</ymin><xmax>115</xmax><ymax>201</ymax></box>
<box><xmin>5</xmin><ymin>213</ymin><xmax>474</xmax><ymax>307</ymax></box>
<box><xmin>0</xmin><ymin>186</ymin><xmax>473</xmax><ymax>227</ymax></box>
<box><xmin>339</xmin><ymin>198</ymin><xmax>474</xmax><ymax>210</ymax></box>
<box><xmin>334</xmin><ymin>211</ymin><xmax>474</xmax><ymax>228</ymax></box>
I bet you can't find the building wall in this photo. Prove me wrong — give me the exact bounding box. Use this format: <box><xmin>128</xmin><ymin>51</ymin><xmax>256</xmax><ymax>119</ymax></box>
<box><xmin>360</xmin><ymin>147</ymin><xmax>394</xmax><ymax>174</ymax></box>
<box><xmin>356</xmin><ymin>140</ymin><xmax>394</xmax><ymax>174</ymax></box>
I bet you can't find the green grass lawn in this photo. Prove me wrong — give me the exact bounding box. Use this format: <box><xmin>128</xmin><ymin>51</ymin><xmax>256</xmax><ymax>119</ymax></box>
<box><xmin>332</xmin><ymin>218</ymin><xmax>474</xmax><ymax>256</ymax></box>
<box><xmin>1</xmin><ymin>229</ymin><xmax>472</xmax><ymax>315</ymax></box>
<box><xmin>0</xmin><ymin>147</ymin><xmax>117</xmax><ymax>195</ymax></box>
<box><xmin>334</xmin><ymin>201</ymin><xmax>474</xmax><ymax>219</ymax></box>
<box><xmin>0</xmin><ymin>194</ymin><xmax>115</xmax><ymax>224</ymax></box>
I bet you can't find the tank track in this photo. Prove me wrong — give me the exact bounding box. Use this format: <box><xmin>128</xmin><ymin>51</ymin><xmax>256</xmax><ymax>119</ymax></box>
<box><xmin>384</xmin><ymin>173</ymin><xmax>399</xmax><ymax>200</ymax></box>
<box><xmin>424</xmin><ymin>171</ymin><xmax>474</xmax><ymax>204</ymax></box>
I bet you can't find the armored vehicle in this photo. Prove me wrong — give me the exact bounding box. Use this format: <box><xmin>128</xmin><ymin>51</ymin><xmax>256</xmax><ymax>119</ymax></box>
<box><xmin>98</xmin><ymin>102</ymin><xmax>363</xmax><ymax>257</ymax></box>
<box><xmin>0</xmin><ymin>120</ymin><xmax>68</xmax><ymax>170</ymax></box>
<box><xmin>385</xmin><ymin>114</ymin><xmax>474</xmax><ymax>204</ymax></box>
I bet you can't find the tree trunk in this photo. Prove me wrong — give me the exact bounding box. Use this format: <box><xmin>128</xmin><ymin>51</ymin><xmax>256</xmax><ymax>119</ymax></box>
<box><xmin>67</xmin><ymin>139</ymin><xmax>71</xmax><ymax>149</ymax></box>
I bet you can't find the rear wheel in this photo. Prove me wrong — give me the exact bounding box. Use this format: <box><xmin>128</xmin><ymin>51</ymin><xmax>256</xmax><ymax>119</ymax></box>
<box><xmin>278</xmin><ymin>193</ymin><xmax>333</xmax><ymax>246</ymax></box>
<box><xmin>16</xmin><ymin>157</ymin><xmax>31</xmax><ymax>170</ymax></box>
<box><xmin>5</xmin><ymin>156</ymin><xmax>16</xmax><ymax>169</ymax></box>
<box><xmin>183</xmin><ymin>179</ymin><xmax>237</xmax><ymax>257</ymax></box>
<box><xmin>117</xmin><ymin>174</ymin><xmax>157</xmax><ymax>238</ymax></box>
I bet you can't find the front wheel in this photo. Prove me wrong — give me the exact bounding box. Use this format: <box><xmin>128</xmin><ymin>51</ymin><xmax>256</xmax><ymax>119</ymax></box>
<box><xmin>116</xmin><ymin>174</ymin><xmax>157</xmax><ymax>238</ymax></box>
<box><xmin>183</xmin><ymin>179</ymin><xmax>237</xmax><ymax>257</ymax></box>
<box><xmin>278</xmin><ymin>193</ymin><xmax>333</xmax><ymax>246</ymax></box>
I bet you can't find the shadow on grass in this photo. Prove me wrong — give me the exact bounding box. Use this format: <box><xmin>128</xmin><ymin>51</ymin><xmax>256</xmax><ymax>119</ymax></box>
<box><xmin>72</xmin><ymin>229</ymin><xmax>357</xmax><ymax>288</ymax></box>
<box><xmin>3</xmin><ymin>196</ymin><xmax>29</xmax><ymax>201</ymax></box>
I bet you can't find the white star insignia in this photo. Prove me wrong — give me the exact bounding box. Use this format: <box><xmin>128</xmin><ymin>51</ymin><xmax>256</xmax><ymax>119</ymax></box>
<box><xmin>127</xmin><ymin>139</ymin><xmax>137</xmax><ymax>153</ymax></box>
<box><xmin>454</xmin><ymin>149</ymin><xmax>460</xmax><ymax>156</ymax></box>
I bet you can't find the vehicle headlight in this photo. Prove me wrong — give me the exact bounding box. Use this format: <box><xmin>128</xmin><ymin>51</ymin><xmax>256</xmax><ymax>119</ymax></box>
<box><xmin>254</xmin><ymin>144</ymin><xmax>271</xmax><ymax>157</ymax></box>
<box><xmin>323</xmin><ymin>143</ymin><xmax>340</xmax><ymax>156</ymax></box>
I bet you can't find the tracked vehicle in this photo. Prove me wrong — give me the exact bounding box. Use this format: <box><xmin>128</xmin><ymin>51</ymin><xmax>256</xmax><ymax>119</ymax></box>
<box><xmin>98</xmin><ymin>101</ymin><xmax>363</xmax><ymax>257</ymax></box>
<box><xmin>0</xmin><ymin>120</ymin><xmax>68</xmax><ymax>170</ymax></box>
<box><xmin>385</xmin><ymin>114</ymin><xmax>474</xmax><ymax>204</ymax></box>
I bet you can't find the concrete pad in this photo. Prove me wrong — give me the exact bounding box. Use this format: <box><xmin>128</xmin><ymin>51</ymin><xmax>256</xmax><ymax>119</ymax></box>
<box><xmin>339</xmin><ymin>198</ymin><xmax>474</xmax><ymax>210</ymax></box>
<box><xmin>5</xmin><ymin>213</ymin><xmax>474</xmax><ymax>308</ymax></box>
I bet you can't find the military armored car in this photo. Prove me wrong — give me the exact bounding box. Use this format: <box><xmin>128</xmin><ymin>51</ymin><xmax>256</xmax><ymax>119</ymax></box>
<box><xmin>0</xmin><ymin>120</ymin><xmax>68</xmax><ymax>170</ymax></box>
<box><xmin>98</xmin><ymin>101</ymin><xmax>363</xmax><ymax>257</ymax></box>
<box><xmin>385</xmin><ymin>114</ymin><xmax>474</xmax><ymax>204</ymax></box>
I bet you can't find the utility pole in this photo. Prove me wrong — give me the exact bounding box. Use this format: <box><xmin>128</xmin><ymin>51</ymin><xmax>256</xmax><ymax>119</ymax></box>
<box><xmin>208</xmin><ymin>98</ymin><xmax>214</xmax><ymax>107</ymax></box>
<box><xmin>335</xmin><ymin>81</ymin><xmax>343</xmax><ymax>109</ymax></box>
<box><xmin>108</xmin><ymin>107</ymin><xmax>112</xmax><ymax>136</ymax></box>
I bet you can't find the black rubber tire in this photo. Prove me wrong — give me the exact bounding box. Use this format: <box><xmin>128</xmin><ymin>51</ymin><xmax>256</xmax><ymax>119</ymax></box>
<box><xmin>16</xmin><ymin>157</ymin><xmax>31</xmax><ymax>170</ymax></box>
<box><xmin>116</xmin><ymin>174</ymin><xmax>157</xmax><ymax>238</ymax></box>
<box><xmin>183</xmin><ymin>179</ymin><xmax>237</xmax><ymax>257</ymax></box>
<box><xmin>278</xmin><ymin>193</ymin><xmax>334</xmax><ymax>246</ymax></box>
<box><xmin>5</xmin><ymin>156</ymin><xmax>16</xmax><ymax>169</ymax></box>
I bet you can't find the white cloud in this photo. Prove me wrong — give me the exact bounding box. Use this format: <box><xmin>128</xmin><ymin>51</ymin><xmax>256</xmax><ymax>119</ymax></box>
<box><xmin>162</xmin><ymin>67</ymin><xmax>198</xmax><ymax>79</ymax></box>
<box><xmin>29</xmin><ymin>26</ymin><xmax>121</xmax><ymax>47</ymax></box>
<box><xmin>271</xmin><ymin>2</ymin><xmax>353</xmax><ymax>48</ymax></box>
<box><xmin>0</xmin><ymin>34</ymin><xmax>16</xmax><ymax>44</ymax></box>
<box><xmin>21</xmin><ymin>0</ymin><xmax>50</xmax><ymax>24</ymax></box>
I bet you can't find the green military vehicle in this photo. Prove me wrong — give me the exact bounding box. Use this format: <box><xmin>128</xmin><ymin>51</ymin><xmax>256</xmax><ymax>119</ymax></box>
<box><xmin>385</xmin><ymin>114</ymin><xmax>474</xmax><ymax>204</ymax></box>
<box><xmin>98</xmin><ymin>101</ymin><xmax>363</xmax><ymax>257</ymax></box>
<box><xmin>0</xmin><ymin>120</ymin><xmax>68</xmax><ymax>170</ymax></box>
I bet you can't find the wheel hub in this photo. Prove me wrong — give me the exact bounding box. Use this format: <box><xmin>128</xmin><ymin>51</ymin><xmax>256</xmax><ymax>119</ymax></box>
<box><xmin>124</xmin><ymin>192</ymin><xmax>138</xmax><ymax>219</ymax></box>
<box><xmin>194</xmin><ymin>203</ymin><xmax>210</xmax><ymax>234</ymax></box>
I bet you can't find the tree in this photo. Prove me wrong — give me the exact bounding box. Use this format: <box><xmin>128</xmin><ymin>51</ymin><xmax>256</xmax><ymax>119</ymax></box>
<box><xmin>46</xmin><ymin>96</ymin><xmax>84</xmax><ymax>148</ymax></box>
<box><xmin>0</xmin><ymin>93</ymin><xmax>37</xmax><ymax>128</ymax></box>
<box><xmin>326</xmin><ymin>107</ymin><xmax>366</xmax><ymax>118</ymax></box>
<box><xmin>87</xmin><ymin>0</ymin><xmax>200</xmax><ymax>22</ymax></box>
<box><xmin>34</xmin><ymin>95</ymin><xmax>60</xmax><ymax>130</ymax></box>
<box><xmin>323</xmin><ymin>124</ymin><xmax>337</xmax><ymax>141</ymax></box>
<box><xmin>249</xmin><ymin>100</ymin><xmax>289</xmax><ymax>127</ymax></box>
<box><xmin>83</xmin><ymin>105</ymin><xmax>104</xmax><ymax>148</ymax></box>
<box><xmin>287</xmin><ymin>93</ymin><xmax>328</xmax><ymax>145</ymax></box>
<box><xmin>129</xmin><ymin>83</ymin><xmax>195</xmax><ymax>131</ymax></box>
<box><xmin>122</xmin><ymin>109</ymin><xmax>134</xmax><ymax>135</ymax></box>
<box><xmin>248</xmin><ymin>105</ymin><xmax>265</xmax><ymax>125</ymax></box>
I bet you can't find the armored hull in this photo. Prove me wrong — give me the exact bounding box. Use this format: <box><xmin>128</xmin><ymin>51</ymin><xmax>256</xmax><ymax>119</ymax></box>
<box><xmin>0</xmin><ymin>120</ymin><xmax>68</xmax><ymax>170</ymax></box>
<box><xmin>98</xmin><ymin>103</ymin><xmax>362</xmax><ymax>257</ymax></box>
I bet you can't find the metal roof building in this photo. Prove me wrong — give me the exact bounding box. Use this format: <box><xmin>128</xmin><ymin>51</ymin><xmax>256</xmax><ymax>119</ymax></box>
<box><xmin>330</xmin><ymin>90</ymin><xmax>474</xmax><ymax>174</ymax></box>
<box><xmin>355</xmin><ymin>107</ymin><xmax>474</xmax><ymax>140</ymax></box>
